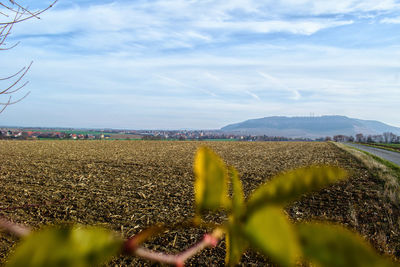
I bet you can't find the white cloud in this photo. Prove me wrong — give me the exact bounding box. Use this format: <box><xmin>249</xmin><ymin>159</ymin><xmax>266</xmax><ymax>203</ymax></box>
<box><xmin>245</xmin><ymin>90</ymin><xmax>261</xmax><ymax>100</ymax></box>
<box><xmin>258</xmin><ymin>72</ymin><xmax>301</xmax><ymax>100</ymax></box>
<box><xmin>8</xmin><ymin>1</ymin><xmax>359</xmax><ymax>53</ymax></box>
<box><xmin>197</xmin><ymin>19</ymin><xmax>353</xmax><ymax>35</ymax></box>
<box><xmin>275</xmin><ymin>0</ymin><xmax>400</xmax><ymax>15</ymax></box>
<box><xmin>380</xmin><ymin>17</ymin><xmax>400</xmax><ymax>24</ymax></box>
<box><xmin>2</xmin><ymin>0</ymin><xmax>400</xmax><ymax>128</ymax></box>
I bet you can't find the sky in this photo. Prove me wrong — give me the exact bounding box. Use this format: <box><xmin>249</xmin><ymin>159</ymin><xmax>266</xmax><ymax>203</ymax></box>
<box><xmin>0</xmin><ymin>0</ymin><xmax>400</xmax><ymax>130</ymax></box>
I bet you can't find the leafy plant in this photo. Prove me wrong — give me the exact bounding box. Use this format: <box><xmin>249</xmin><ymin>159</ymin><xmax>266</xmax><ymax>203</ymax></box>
<box><xmin>3</xmin><ymin>146</ymin><xmax>398</xmax><ymax>266</ymax></box>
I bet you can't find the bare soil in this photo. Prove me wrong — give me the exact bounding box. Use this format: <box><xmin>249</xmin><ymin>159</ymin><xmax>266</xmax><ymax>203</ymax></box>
<box><xmin>0</xmin><ymin>140</ymin><xmax>399</xmax><ymax>266</ymax></box>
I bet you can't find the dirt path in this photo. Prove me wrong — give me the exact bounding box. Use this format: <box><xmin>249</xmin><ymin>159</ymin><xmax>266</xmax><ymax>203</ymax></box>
<box><xmin>345</xmin><ymin>143</ymin><xmax>400</xmax><ymax>166</ymax></box>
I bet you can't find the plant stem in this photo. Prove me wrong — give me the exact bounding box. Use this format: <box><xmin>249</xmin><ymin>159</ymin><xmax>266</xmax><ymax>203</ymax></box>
<box><xmin>126</xmin><ymin>229</ymin><xmax>223</xmax><ymax>266</ymax></box>
<box><xmin>0</xmin><ymin>217</ymin><xmax>30</xmax><ymax>237</ymax></box>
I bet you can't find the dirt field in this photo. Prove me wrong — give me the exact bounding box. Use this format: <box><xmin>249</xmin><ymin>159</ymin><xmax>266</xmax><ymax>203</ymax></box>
<box><xmin>0</xmin><ymin>140</ymin><xmax>399</xmax><ymax>265</ymax></box>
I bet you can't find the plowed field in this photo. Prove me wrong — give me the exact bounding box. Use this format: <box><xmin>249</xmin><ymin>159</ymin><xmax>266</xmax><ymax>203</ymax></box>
<box><xmin>0</xmin><ymin>140</ymin><xmax>399</xmax><ymax>265</ymax></box>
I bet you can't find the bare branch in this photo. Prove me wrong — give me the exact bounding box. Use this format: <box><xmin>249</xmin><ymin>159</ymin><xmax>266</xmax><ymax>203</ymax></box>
<box><xmin>2</xmin><ymin>80</ymin><xmax>29</xmax><ymax>94</ymax></box>
<box><xmin>7</xmin><ymin>91</ymin><xmax>30</xmax><ymax>104</ymax></box>
<box><xmin>0</xmin><ymin>6</ymin><xmax>19</xmax><ymax>47</ymax></box>
<box><xmin>0</xmin><ymin>65</ymin><xmax>26</xmax><ymax>81</ymax></box>
<box><xmin>0</xmin><ymin>91</ymin><xmax>30</xmax><ymax>114</ymax></box>
<box><xmin>0</xmin><ymin>61</ymin><xmax>32</xmax><ymax>95</ymax></box>
<box><xmin>8</xmin><ymin>2</ymin><xmax>39</xmax><ymax>19</ymax></box>
<box><xmin>0</xmin><ymin>95</ymin><xmax>11</xmax><ymax>113</ymax></box>
<box><xmin>0</xmin><ymin>40</ymin><xmax>20</xmax><ymax>50</ymax></box>
<box><xmin>0</xmin><ymin>1</ymin><xmax>58</xmax><ymax>26</ymax></box>
<box><xmin>0</xmin><ymin>2</ymin><xmax>56</xmax><ymax>113</ymax></box>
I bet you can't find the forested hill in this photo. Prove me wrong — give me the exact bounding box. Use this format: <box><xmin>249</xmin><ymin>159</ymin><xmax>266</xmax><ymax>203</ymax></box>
<box><xmin>221</xmin><ymin>116</ymin><xmax>400</xmax><ymax>138</ymax></box>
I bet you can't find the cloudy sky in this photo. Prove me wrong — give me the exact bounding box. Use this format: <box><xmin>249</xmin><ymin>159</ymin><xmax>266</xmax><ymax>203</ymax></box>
<box><xmin>1</xmin><ymin>0</ymin><xmax>400</xmax><ymax>129</ymax></box>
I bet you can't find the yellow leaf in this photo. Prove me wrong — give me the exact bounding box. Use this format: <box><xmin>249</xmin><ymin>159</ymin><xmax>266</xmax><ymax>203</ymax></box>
<box><xmin>297</xmin><ymin>223</ymin><xmax>396</xmax><ymax>267</ymax></box>
<box><xmin>230</xmin><ymin>167</ymin><xmax>245</xmax><ymax>219</ymax></box>
<box><xmin>247</xmin><ymin>166</ymin><xmax>347</xmax><ymax>214</ymax></box>
<box><xmin>244</xmin><ymin>206</ymin><xmax>299</xmax><ymax>267</ymax></box>
<box><xmin>194</xmin><ymin>146</ymin><xmax>229</xmax><ymax>212</ymax></box>
<box><xmin>225</xmin><ymin>218</ymin><xmax>248</xmax><ymax>266</ymax></box>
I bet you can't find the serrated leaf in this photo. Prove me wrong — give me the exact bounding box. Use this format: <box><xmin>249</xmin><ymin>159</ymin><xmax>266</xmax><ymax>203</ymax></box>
<box><xmin>297</xmin><ymin>223</ymin><xmax>396</xmax><ymax>267</ymax></box>
<box><xmin>247</xmin><ymin>166</ymin><xmax>347</xmax><ymax>214</ymax></box>
<box><xmin>194</xmin><ymin>146</ymin><xmax>229</xmax><ymax>212</ymax></box>
<box><xmin>230</xmin><ymin>167</ymin><xmax>245</xmax><ymax>219</ymax></box>
<box><xmin>7</xmin><ymin>225</ymin><xmax>122</xmax><ymax>267</ymax></box>
<box><xmin>244</xmin><ymin>206</ymin><xmax>299</xmax><ymax>267</ymax></box>
<box><xmin>225</xmin><ymin>218</ymin><xmax>248</xmax><ymax>266</ymax></box>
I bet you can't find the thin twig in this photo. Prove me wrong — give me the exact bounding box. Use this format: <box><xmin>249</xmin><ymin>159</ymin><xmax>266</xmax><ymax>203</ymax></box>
<box><xmin>8</xmin><ymin>1</ymin><xmax>39</xmax><ymax>19</ymax></box>
<box><xmin>0</xmin><ymin>217</ymin><xmax>31</xmax><ymax>237</ymax></box>
<box><xmin>124</xmin><ymin>229</ymin><xmax>223</xmax><ymax>266</ymax></box>
<box><xmin>0</xmin><ymin>0</ymin><xmax>58</xmax><ymax>26</ymax></box>
<box><xmin>0</xmin><ymin>10</ymin><xmax>8</xmax><ymax>17</ymax></box>
<box><xmin>0</xmin><ymin>95</ymin><xmax>11</xmax><ymax>113</ymax></box>
<box><xmin>0</xmin><ymin>61</ymin><xmax>32</xmax><ymax>94</ymax></box>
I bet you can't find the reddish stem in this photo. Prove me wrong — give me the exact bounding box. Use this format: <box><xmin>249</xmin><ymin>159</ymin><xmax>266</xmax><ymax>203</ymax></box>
<box><xmin>0</xmin><ymin>217</ymin><xmax>30</xmax><ymax>237</ymax></box>
<box><xmin>125</xmin><ymin>230</ymin><xmax>223</xmax><ymax>266</ymax></box>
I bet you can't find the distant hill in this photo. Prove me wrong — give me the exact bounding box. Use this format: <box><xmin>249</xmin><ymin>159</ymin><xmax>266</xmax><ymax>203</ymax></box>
<box><xmin>221</xmin><ymin>116</ymin><xmax>400</xmax><ymax>138</ymax></box>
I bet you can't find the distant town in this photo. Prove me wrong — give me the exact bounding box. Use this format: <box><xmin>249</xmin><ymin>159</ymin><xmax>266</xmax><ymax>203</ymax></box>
<box><xmin>0</xmin><ymin>127</ymin><xmax>307</xmax><ymax>141</ymax></box>
<box><xmin>0</xmin><ymin>127</ymin><xmax>400</xmax><ymax>144</ymax></box>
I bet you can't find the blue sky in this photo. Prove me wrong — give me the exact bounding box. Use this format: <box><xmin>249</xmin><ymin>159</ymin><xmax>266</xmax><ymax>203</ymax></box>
<box><xmin>1</xmin><ymin>0</ymin><xmax>400</xmax><ymax>129</ymax></box>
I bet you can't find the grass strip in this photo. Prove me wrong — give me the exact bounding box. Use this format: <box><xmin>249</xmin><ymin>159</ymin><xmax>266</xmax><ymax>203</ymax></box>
<box><xmin>346</xmin><ymin>145</ymin><xmax>400</xmax><ymax>180</ymax></box>
<box><xmin>333</xmin><ymin>142</ymin><xmax>400</xmax><ymax>203</ymax></box>
<box><xmin>356</xmin><ymin>143</ymin><xmax>400</xmax><ymax>154</ymax></box>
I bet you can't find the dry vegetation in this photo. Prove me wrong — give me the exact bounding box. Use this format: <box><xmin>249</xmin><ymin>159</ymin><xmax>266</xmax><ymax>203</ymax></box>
<box><xmin>0</xmin><ymin>140</ymin><xmax>399</xmax><ymax>265</ymax></box>
<box><xmin>334</xmin><ymin>142</ymin><xmax>400</xmax><ymax>203</ymax></box>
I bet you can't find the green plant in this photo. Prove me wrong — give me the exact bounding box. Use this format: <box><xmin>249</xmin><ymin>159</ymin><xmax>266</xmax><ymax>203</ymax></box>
<box><xmin>1</xmin><ymin>146</ymin><xmax>397</xmax><ymax>266</ymax></box>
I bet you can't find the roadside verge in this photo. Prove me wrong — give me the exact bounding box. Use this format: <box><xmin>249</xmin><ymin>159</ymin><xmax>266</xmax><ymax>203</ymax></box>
<box><xmin>333</xmin><ymin>142</ymin><xmax>400</xmax><ymax>204</ymax></box>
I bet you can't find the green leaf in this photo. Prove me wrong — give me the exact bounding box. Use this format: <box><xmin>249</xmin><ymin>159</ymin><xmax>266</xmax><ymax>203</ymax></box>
<box><xmin>225</xmin><ymin>218</ymin><xmax>248</xmax><ymax>266</ymax></box>
<box><xmin>225</xmin><ymin>168</ymin><xmax>247</xmax><ymax>266</ymax></box>
<box><xmin>194</xmin><ymin>146</ymin><xmax>229</xmax><ymax>212</ymax></box>
<box><xmin>230</xmin><ymin>167</ymin><xmax>245</xmax><ymax>219</ymax></box>
<box><xmin>297</xmin><ymin>223</ymin><xmax>396</xmax><ymax>267</ymax></box>
<box><xmin>247</xmin><ymin>166</ymin><xmax>347</xmax><ymax>214</ymax></box>
<box><xmin>7</xmin><ymin>225</ymin><xmax>122</xmax><ymax>267</ymax></box>
<box><xmin>244</xmin><ymin>206</ymin><xmax>299</xmax><ymax>267</ymax></box>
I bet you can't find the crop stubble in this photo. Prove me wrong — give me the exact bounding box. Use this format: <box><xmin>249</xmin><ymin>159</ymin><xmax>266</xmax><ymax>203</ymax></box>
<box><xmin>0</xmin><ymin>140</ymin><xmax>399</xmax><ymax>265</ymax></box>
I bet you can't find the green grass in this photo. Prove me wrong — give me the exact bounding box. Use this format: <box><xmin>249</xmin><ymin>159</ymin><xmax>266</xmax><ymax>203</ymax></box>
<box><xmin>364</xmin><ymin>152</ymin><xmax>400</xmax><ymax>177</ymax></box>
<box><xmin>108</xmin><ymin>138</ymin><xmax>142</xmax><ymax>141</ymax></box>
<box><xmin>349</xmin><ymin>146</ymin><xmax>400</xmax><ymax>179</ymax></box>
<box><xmin>379</xmin><ymin>143</ymin><xmax>400</xmax><ymax>148</ymax></box>
<box><xmin>201</xmin><ymin>138</ymin><xmax>238</xmax><ymax>141</ymax></box>
<box><xmin>359</xmin><ymin>143</ymin><xmax>400</xmax><ymax>153</ymax></box>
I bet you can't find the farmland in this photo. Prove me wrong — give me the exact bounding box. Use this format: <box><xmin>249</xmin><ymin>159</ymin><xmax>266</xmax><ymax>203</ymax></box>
<box><xmin>0</xmin><ymin>140</ymin><xmax>399</xmax><ymax>265</ymax></box>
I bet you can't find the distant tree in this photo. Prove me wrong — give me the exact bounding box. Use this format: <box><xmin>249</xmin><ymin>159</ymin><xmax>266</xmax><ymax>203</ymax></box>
<box><xmin>355</xmin><ymin>133</ymin><xmax>364</xmax><ymax>143</ymax></box>
<box><xmin>333</xmin><ymin>135</ymin><xmax>349</xmax><ymax>142</ymax></box>
<box><xmin>383</xmin><ymin>132</ymin><xmax>389</xmax><ymax>143</ymax></box>
<box><xmin>389</xmin><ymin>132</ymin><xmax>397</xmax><ymax>144</ymax></box>
<box><xmin>382</xmin><ymin>132</ymin><xmax>395</xmax><ymax>144</ymax></box>
<box><xmin>0</xmin><ymin>1</ymin><xmax>57</xmax><ymax>113</ymax></box>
